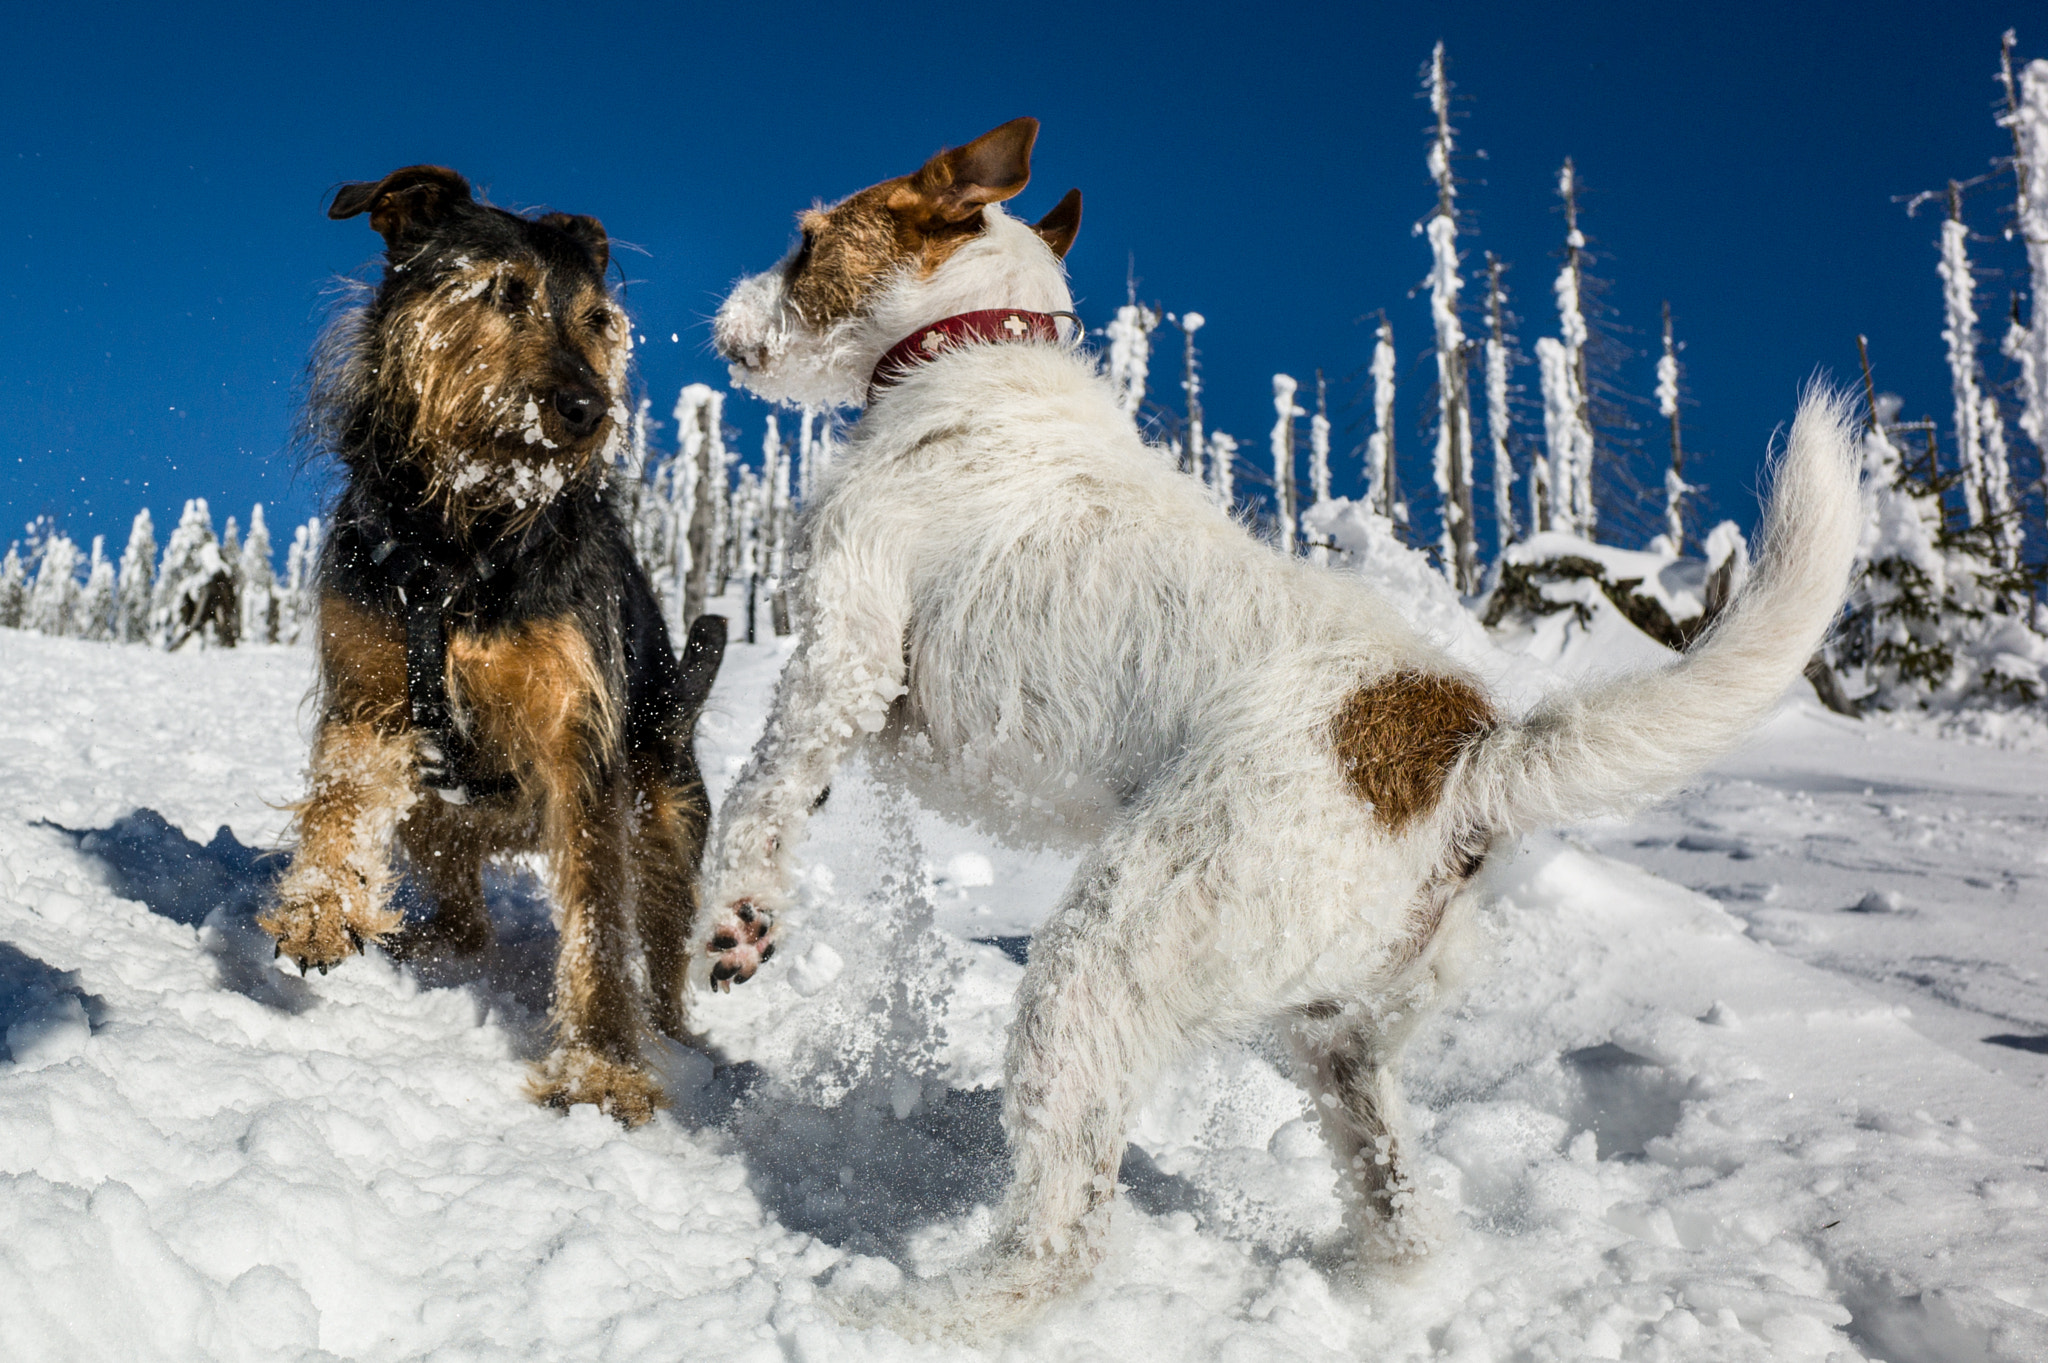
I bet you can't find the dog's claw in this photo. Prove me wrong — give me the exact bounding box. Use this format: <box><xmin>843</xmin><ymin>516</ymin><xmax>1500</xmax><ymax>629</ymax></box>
<box><xmin>759</xmin><ymin>942</ymin><xmax>775</xmax><ymax>962</ymax></box>
<box><xmin>736</xmin><ymin>904</ymin><xmax>755</xmax><ymax>925</ymax></box>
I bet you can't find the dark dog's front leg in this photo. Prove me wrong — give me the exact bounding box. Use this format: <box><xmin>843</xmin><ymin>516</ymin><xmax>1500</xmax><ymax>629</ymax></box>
<box><xmin>261</xmin><ymin>717</ymin><xmax>416</xmax><ymax>972</ymax></box>
<box><xmin>529</xmin><ymin>768</ymin><xmax>659</xmax><ymax>1124</ymax></box>
<box><xmin>391</xmin><ymin>796</ymin><xmax>493</xmax><ymax>960</ymax></box>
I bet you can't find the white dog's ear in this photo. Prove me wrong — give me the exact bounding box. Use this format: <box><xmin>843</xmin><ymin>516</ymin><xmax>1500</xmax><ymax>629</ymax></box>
<box><xmin>894</xmin><ymin>117</ymin><xmax>1039</xmax><ymax>225</ymax></box>
<box><xmin>1033</xmin><ymin>189</ymin><xmax>1082</xmax><ymax>259</ymax></box>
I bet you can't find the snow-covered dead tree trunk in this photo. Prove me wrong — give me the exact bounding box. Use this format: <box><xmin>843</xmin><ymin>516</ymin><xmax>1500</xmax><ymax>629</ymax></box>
<box><xmin>1177</xmin><ymin>312</ymin><xmax>1205</xmax><ymax>476</ymax></box>
<box><xmin>764</xmin><ymin>414</ymin><xmax>793</xmax><ymax>636</ymax></box>
<box><xmin>1308</xmin><ymin>370</ymin><xmax>1332</xmax><ymax>506</ymax></box>
<box><xmin>731</xmin><ymin>464</ymin><xmax>762</xmax><ymax>642</ymax></box>
<box><xmin>1422</xmin><ymin>42</ymin><xmax>1479</xmax><ymax>593</ymax></box>
<box><xmin>1938</xmin><ymin>181</ymin><xmax>2019</xmax><ymax>566</ymax></box>
<box><xmin>1271</xmin><ymin>373</ymin><xmax>1301</xmax><ymax>550</ymax></box>
<box><xmin>1656</xmin><ymin>301</ymin><xmax>1690</xmax><ymax>554</ymax></box>
<box><xmin>1483</xmin><ymin>254</ymin><xmax>1517</xmax><ymax>557</ymax></box>
<box><xmin>1208</xmin><ymin>431</ymin><xmax>1238</xmax><ymax>512</ymax></box>
<box><xmin>1366</xmin><ymin>318</ymin><xmax>1399</xmax><ymax>521</ymax></box>
<box><xmin>1307</xmin><ymin>372</ymin><xmax>1333</xmax><ymax>565</ymax></box>
<box><xmin>2000</xmin><ymin>38</ymin><xmax>2048</xmax><ymax>464</ymax></box>
<box><xmin>1543</xmin><ymin>159</ymin><xmax>1598</xmax><ymax>539</ymax></box>
<box><xmin>675</xmin><ymin>383</ymin><xmax>724</xmax><ymax>625</ymax></box>
<box><xmin>1105</xmin><ymin>296</ymin><xmax>1159</xmax><ymax>429</ymax></box>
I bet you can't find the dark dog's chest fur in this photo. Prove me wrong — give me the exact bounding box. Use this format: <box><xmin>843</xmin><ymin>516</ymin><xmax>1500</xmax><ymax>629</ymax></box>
<box><xmin>322</xmin><ymin>471</ymin><xmax>703</xmax><ymax>780</ymax></box>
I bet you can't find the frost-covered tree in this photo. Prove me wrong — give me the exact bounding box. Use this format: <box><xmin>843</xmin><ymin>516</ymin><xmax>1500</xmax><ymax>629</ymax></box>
<box><xmin>0</xmin><ymin>546</ymin><xmax>26</xmax><ymax>629</ymax></box>
<box><xmin>730</xmin><ymin>463</ymin><xmax>764</xmax><ymax>641</ymax></box>
<box><xmin>1105</xmin><ymin>296</ymin><xmax>1160</xmax><ymax>428</ymax></box>
<box><xmin>1365</xmin><ymin>317</ymin><xmax>1401</xmax><ymax>522</ymax></box>
<box><xmin>239</xmin><ymin>505</ymin><xmax>279</xmax><ymax>645</ymax></box>
<box><xmin>1483</xmin><ymin>255</ymin><xmax>1518</xmax><ymax>556</ymax></box>
<box><xmin>1829</xmin><ymin>356</ymin><xmax>2048</xmax><ymax>707</ymax></box>
<box><xmin>1539</xmin><ymin>158</ymin><xmax>1598</xmax><ymax>539</ymax></box>
<box><xmin>797</xmin><ymin>407</ymin><xmax>827</xmax><ymax>505</ymax></box>
<box><xmin>220</xmin><ymin>516</ymin><xmax>242</xmax><ymax>588</ymax></box>
<box><xmin>280</xmin><ymin>517</ymin><xmax>321</xmax><ymax>645</ymax></box>
<box><xmin>1653</xmin><ymin>302</ymin><xmax>1692</xmax><ymax>555</ymax></box>
<box><xmin>1207</xmin><ymin>430</ymin><xmax>1239</xmax><ymax>512</ymax></box>
<box><xmin>1176</xmin><ymin>312</ymin><xmax>1206</xmax><ymax>477</ymax></box>
<box><xmin>1271</xmin><ymin>373</ymin><xmax>1301</xmax><ymax>550</ymax></box>
<box><xmin>763</xmin><ymin>413</ymin><xmax>794</xmax><ymax>636</ymax></box>
<box><xmin>77</xmin><ymin>537</ymin><xmax>116</xmax><ymax>642</ymax></box>
<box><xmin>675</xmin><ymin>383</ymin><xmax>728</xmax><ymax>623</ymax></box>
<box><xmin>2000</xmin><ymin>35</ymin><xmax>2048</xmax><ymax>460</ymax></box>
<box><xmin>116</xmin><ymin>509</ymin><xmax>155</xmax><ymax>644</ymax></box>
<box><xmin>152</xmin><ymin>499</ymin><xmax>218</xmax><ymax>646</ymax></box>
<box><xmin>1306</xmin><ymin>373</ymin><xmax>1333</xmax><ymax>566</ymax></box>
<box><xmin>1308</xmin><ymin>371</ymin><xmax>1332</xmax><ymax>507</ymax></box>
<box><xmin>1935</xmin><ymin>182</ymin><xmax>2020</xmax><ymax>567</ymax></box>
<box><xmin>1421</xmin><ymin>42</ymin><xmax>1480</xmax><ymax>593</ymax></box>
<box><xmin>620</xmin><ymin>396</ymin><xmax>663</xmax><ymax>573</ymax></box>
<box><xmin>26</xmin><ymin>533</ymin><xmax>80</xmax><ymax>636</ymax></box>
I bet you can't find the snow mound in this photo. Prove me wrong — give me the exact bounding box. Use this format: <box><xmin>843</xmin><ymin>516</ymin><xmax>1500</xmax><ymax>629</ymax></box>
<box><xmin>0</xmin><ymin>607</ymin><xmax>2043</xmax><ymax>1360</ymax></box>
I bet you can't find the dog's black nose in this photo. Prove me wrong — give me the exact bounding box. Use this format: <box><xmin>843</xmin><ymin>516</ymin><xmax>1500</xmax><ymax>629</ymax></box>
<box><xmin>552</xmin><ymin>386</ymin><xmax>602</xmax><ymax>435</ymax></box>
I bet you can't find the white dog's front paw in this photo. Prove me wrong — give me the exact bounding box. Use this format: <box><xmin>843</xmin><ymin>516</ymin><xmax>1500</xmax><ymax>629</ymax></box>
<box><xmin>705</xmin><ymin>900</ymin><xmax>777</xmax><ymax>991</ymax></box>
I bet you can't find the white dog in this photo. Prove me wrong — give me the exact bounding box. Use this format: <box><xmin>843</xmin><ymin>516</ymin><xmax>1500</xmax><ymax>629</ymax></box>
<box><xmin>703</xmin><ymin>117</ymin><xmax>1862</xmax><ymax>1336</ymax></box>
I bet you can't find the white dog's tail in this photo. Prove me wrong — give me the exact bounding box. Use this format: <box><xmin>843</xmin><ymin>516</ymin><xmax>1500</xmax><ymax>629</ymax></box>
<box><xmin>1455</xmin><ymin>388</ymin><xmax>1863</xmax><ymax>835</ymax></box>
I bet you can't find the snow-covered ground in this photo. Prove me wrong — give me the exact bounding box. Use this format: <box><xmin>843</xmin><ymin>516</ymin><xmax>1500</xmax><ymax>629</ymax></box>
<box><xmin>1</xmin><ymin>580</ymin><xmax>2045</xmax><ymax>1361</ymax></box>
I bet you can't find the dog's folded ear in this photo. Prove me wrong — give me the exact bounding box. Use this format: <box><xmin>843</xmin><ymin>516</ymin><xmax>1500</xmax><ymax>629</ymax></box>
<box><xmin>539</xmin><ymin>212</ymin><xmax>610</xmax><ymax>273</ymax></box>
<box><xmin>897</xmin><ymin>117</ymin><xmax>1039</xmax><ymax>226</ymax></box>
<box><xmin>1033</xmin><ymin>189</ymin><xmax>1082</xmax><ymax>259</ymax></box>
<box><xmin>329</xmin><ymin>166</ymin><xmax>474</xmax><ymax>248</ymax></box>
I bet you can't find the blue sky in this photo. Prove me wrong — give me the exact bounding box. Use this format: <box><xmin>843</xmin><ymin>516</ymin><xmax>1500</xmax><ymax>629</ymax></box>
<box><xmin>3</xmin><ymin>0</ymin><xmax>2038</xmax><ymax>560</ymax></box>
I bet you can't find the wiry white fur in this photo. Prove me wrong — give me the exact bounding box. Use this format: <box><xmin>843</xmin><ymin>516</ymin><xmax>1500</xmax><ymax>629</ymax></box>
<box><xmin>704</xmin><ymin>201</ymin><xmax>1864</xmax><ymax>1341</ymax></box>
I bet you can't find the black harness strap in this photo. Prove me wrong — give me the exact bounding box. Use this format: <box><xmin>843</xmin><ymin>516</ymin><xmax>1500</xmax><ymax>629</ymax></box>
<box><xmin>366</xmin><ymin>509</ymin><xmax>522</xmax><ymax>806</ymax></box>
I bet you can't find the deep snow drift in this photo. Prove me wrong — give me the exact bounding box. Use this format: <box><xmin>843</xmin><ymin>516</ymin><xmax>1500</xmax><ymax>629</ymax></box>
<box><xmin>0</xmin><ymin>558</ymin><xmax>2044</xmax><ymax>1361</ymax></box>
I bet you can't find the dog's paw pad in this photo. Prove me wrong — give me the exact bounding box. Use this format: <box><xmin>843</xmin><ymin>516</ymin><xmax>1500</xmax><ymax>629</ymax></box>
<box><xmin>705</xmin><ymin>901</ymin><xmax>775</xmax><ymax>992</ymax></box>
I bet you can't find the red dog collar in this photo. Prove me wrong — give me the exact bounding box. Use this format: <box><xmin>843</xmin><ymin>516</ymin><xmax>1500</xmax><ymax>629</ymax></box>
<box><xmin>867</xmin><ymin>309</ymin><xmax>1070</xmax><ymax>404</ymax></box>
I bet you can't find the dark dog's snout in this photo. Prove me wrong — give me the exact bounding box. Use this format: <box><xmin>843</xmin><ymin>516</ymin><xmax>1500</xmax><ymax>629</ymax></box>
<box><xmin>552</xmin><ymin>386</ymin><xmax>603</xmax><ymax>436</ymax></box>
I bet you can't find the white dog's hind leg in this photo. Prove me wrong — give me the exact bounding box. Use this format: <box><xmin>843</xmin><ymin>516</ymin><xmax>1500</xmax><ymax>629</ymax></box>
<box><xmin>1286</xmin><ymin>1004</ymin><xmax>1440</xmax><ymax>1265</ymax></box>
<box><xmin>871</xmin><ymin>813</ymin><xmax>1224</xmax><ymax>1339</ymax></box>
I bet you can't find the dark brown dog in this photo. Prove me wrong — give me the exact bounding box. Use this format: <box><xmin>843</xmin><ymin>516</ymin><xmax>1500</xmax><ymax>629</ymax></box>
<box><xmin>260</xmin><ymin>166</ymin><xmax>725</xmax><ymax>1124</ymax></box>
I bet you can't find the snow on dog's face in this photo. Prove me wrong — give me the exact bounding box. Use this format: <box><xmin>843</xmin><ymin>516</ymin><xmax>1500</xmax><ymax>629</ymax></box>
<box><xmin>322</xmin><ymin>166</ymin><xmax>632</xmax><ymax>527</ymax></box>
<box><xmin>714</xmin><ymin>118</ymin><xmax>1083</xmax><ymax>409</ymax></box>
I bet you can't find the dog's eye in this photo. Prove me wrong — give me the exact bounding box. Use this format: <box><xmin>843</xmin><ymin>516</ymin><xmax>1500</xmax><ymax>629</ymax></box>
<box><xmin>584</xmin><ymin>305</ymin><xmax>615</xmax><ymax>333</ymax></box>
<box><xmin>496</xmin><ymin>277</ymin><xmax>531</xmax><ymax>313</ymax></box>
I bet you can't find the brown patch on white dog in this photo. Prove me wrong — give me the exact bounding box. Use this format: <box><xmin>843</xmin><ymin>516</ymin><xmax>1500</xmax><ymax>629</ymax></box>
<box><xmin>1330</xmin><ymin>671</ymin><xmax>1496</xmax><ymax>832</ymax></box>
